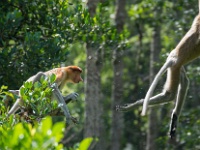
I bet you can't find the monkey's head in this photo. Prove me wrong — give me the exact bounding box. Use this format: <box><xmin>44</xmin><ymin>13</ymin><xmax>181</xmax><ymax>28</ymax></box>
<box><xmin>66</xmin><ymin>66</ymin><xmax>83</xmax><ymax>83</ymax></box>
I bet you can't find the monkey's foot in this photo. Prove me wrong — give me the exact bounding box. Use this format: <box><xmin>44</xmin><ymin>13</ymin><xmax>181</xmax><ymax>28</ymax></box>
<box><xmin>71</xmin><ymin>116</ymin><xmax>79</xmax><ymax>124</ymax></box>
<box><xmin>169</xmin><ymin>114</ymin><xmax>177</xmax><ymax>139</ymax></box>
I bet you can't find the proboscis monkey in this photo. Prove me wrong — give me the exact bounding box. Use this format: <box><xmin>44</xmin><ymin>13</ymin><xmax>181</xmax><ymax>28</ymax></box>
<box><xmin>117</xmin><ymin>2</ymin><xmax>200</xmax><ymax>139</ymax></box>
<box><xmin>8</xmin><ymin>66</ymin><xmax>83</xmax><ymax>123</ymax></box>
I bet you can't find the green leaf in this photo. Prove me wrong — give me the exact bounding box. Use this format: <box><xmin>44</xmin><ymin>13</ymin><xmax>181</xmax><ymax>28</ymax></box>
<box><xmin>20</xmin><ymin>87</ymin><xmax>25</xmax><ymax>96</ymax></box>
<box><xmin>3</xmin><ymin>91</ymin><xmax>15</xmax><ymax>100</ymax></box>
<box><xmin>52</xmin><ymin>122</ymin><xmax>65</xmax><ymax>141</ymax></box>
<box><xmin>50</xmin><ymin>74</ymin><xmax>56</xmax><ymax>83</ymax></box>
<box><xmin>40</xmin><ymin>116</ymin><xmax>52</xmax><ymax>135</ymax></box>
<box><xmin>79</xmin><ymin>137</ymin><xmax>93</xmax><ymax>150</ymax></box>
<box><xmin>1</xmin><ymin>85</ymin><xmax>8</xmax><ymax>90</ymax></box>
<box><xmin>24</xmin><ymin>82</ymin><xmax>33</xmax><ymax>89</ymax></box>
<box><xmin>34</xmin><ymin>82</ymin><xmax>42</xmax><ymax>88</ymax></box>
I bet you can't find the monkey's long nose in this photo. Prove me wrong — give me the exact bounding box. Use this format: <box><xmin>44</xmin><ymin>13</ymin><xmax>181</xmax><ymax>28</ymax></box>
<box><xmin>77</xmin><ymin>78</ymin><xmax>83</xmax><ymax>83</ymax></box>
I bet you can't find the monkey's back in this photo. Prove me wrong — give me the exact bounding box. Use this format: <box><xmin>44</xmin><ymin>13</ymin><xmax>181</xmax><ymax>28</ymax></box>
<box><xmin>174</xmin><ymin>14</ymin><xmax>200</xmax><ymax>66</ymax></box>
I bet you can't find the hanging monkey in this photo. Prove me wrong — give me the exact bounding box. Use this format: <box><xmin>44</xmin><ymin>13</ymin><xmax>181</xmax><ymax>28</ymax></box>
<box><xmin>117</xmin><ymin>3</ymin><xmax>200</xmax><ymax>139</ymax></box>
<box><xmin>8</xmin><ymin>66</ymin><xmax>83</xmax><ymax>123</ymax></box>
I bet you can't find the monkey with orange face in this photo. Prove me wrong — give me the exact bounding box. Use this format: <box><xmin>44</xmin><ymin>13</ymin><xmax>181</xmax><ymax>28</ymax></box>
<box><xmin>8</xmin><ymin>66</ymin><xmax>83</xmax><ymax>123</ymax></box>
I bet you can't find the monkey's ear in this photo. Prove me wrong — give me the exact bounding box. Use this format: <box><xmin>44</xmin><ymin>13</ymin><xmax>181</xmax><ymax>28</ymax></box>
<box><xmin>68</xmin><ymin>66</ymin><xmax>82</xmax><ymax>73</ymax></box>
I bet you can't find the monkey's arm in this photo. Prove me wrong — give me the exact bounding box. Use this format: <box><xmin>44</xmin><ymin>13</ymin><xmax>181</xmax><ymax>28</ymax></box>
<box><xmin>63</xmin><ymin>92</ymin><xmax>79</xmax><ymax>104</ymax></box>
<box><xmin>9</xmin><ymin>90</ymin><xmax>19</xmax><ymax>95</ymax></box>
<box><xmin>51</xmin><ymin>83</ymin><xmax>78</xmax><ymax>124</ymax></box>
<box><xmin>116</xmin><ymin>91</ymin><xmax>174</xmax><ymax>112</ymax></box>
<box><xmin>46</xmin><ymin>93</ymin><xmax>79</xmax><ymax>116</ymax></box>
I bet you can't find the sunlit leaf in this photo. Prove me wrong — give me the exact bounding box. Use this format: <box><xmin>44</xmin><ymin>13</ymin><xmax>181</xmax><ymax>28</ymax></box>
<box><xmin>79</xmin><ymin>137</ymin><xmax>93</xmax><ymax>150</ymax></box>
<box><xmin>50</xmin><ymin>74</ymin><xmax>56</xmax><ymax>83</ymax></box>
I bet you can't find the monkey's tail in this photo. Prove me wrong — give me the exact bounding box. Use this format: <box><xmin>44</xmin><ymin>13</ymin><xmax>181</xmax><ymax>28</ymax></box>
<box><xmin>141</xmin><ymin>60</ymin><xmax>173</xmax><ymax>116</ymax></box>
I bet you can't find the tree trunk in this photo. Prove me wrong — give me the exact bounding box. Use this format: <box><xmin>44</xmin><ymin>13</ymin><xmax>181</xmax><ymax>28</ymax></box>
<box><xmin>84</xmin><ymin>0</ymin><xmax>105</xmax><ymax>149</ymax></box>
<box><xmin>146</xmin><ymin>26</ymin><xmax>161</xmax><ymax>150</ymax></box>
<box><xmin>84</xmin><ymin>45</ymin><xmax>104</xmax><ymax>149</ymax></box>
<box><xmin>111</xmin><ymin>0</ymin><xmax>126</xmax><ymax>150</ymax></box>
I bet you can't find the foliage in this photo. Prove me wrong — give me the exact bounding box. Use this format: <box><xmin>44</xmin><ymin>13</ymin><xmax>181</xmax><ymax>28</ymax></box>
<box><xmin>0</xmin><ymin>0</ymin><xmax>70</xmax><ymax>89</ymax></box>
<box><xmin>0</xmin><ymin>115</ymin><xmax>94</xmax><ymax>150</ymax></box>
<box><xmin>0</xmin><ymin>0</ymin><xmax>128</xmax><ymax>89</ymax></box>
<box><xmin>0</xmin><ymin>83</ymin><xmax>93</xmax><ymax>150</ymax></box>
<box><xmin>0</xmin><ymin>116</ymin><xmax>65</xmax><ymax>150</ymax></box>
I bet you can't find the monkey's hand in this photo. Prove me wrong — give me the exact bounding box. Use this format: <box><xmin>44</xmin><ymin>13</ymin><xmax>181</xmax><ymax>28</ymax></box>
<box><xmin>116</xmin><ymin>103</ymin><xmax>136</xmax><ymax>112</ymax></box>
<box><xmin>116</xmin><ymin>104</ymin><xmax>130</xmax><ymax>112</ymax></box>
<box><xmin>63</xmin><ymin>92</ymin><xmax>79</xmax><ymax>104</ymax></box>
<box><xmin>116</xmin><ymin>99</ymin><xmax>143</xmax><ymax>112</ymax></box>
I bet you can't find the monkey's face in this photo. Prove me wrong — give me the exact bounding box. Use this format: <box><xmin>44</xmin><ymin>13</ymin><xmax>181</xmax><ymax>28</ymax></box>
<box><xmin>71</xmin><ymin>72</ymin><xmax>83</xmax><ymax>83</ymax></box>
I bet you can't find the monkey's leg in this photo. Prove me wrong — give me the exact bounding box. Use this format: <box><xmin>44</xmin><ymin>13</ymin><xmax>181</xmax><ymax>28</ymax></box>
<box><xmin>7</xmin><ymin>98</ymin><xmax>22</xmax><ymax>115</ymax></box>
<box><xmin>116</xmin><ymin>91</ymin><xmax>175</xmax><ymax>112</ymax></box>
<box><xmin>169</xmin><ymin>68</ymin><xmax>189</xmax><ymax>139</ymax></box>
<box><xmin>9</xmin><ymin>90</ymin><xmax>19</xmax><ymax>95</ymax></box>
